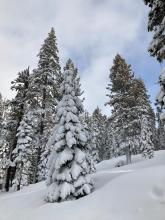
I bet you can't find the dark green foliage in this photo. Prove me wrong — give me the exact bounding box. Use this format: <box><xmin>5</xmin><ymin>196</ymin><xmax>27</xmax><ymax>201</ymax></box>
<box><xmin>106</xmin><ymin>54</ymin><xmax>155</xmax><ymax>163</ymax></box>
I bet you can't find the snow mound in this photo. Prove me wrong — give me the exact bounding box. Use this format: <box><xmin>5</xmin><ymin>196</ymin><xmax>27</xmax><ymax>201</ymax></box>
<box><xmin>96</xmin><ymin>150</ymin><xmax>165</xmax><ymax>172</ymax></box>
<box><xmin>0</xmin><ymin>150</ymin><xmax>165</xmax><ymax>220</ymax></box>
<box><xmin>151</xmin><ymin>179</ymin><xmax>165</xmax><ymax>204</ymax></box>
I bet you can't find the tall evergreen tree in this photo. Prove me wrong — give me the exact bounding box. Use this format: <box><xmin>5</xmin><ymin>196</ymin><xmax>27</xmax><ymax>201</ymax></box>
<box><xmin>45</xmin><ymin>59</ymin><xmax>94</xmax><ymax>202</ymax></box>
<box><xmin>4</xmin><ymin>68</ymin><xmax>30</xmax><ymax>191</ymax></box>
<box><xmin>106</xmin><ymin>54</ymin><xmax>137</xmax><ymax>164</ymax></box>
<box><xmin>91</xmin><ymin>107</ymin><xmax>109</xmax><ymax>161</ymax></box>
<box><xmin>26</xmin><ymin>27</ymin><xmax>62</xmax><ymax>182</ymax></box>
<box><xmin>107</xmin><ymin>56</ymin><xmax>155</xmax><ymax>162</ymax></box>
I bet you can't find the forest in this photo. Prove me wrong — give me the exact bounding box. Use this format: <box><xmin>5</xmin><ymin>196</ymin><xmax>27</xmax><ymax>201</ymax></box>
<box><xmin>0</xmin><ymin>0</ymin><xmax>165</xmax><ymax>219</ymax></box>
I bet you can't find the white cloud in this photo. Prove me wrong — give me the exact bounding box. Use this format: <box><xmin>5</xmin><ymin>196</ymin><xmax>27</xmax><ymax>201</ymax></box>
<box><xmin>0</xmin><ymin>0</ymin><xmax>154</xmax><ymax>115</ymax></box>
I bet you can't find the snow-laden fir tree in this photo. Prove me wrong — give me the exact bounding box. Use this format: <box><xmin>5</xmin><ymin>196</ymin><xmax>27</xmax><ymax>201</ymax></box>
<box><xmin>0</xmin><ymin>93</ymin><xmax>5</xmax><ymax>182</ymax></box>
<box><xmin>157</xmin><ymin>107</ymin><xmax>165</xmax><ymax>150</ymax></box>
<box><xmin>0</xmin><ymin>93</ymin><xmax>3</xmax><ymax>134</ymax></box>
<box><xmin>43</xmin><ymin>63</ymin><xmax>96</xmax><ymax>182</ymax></box>
<box><xmin>104</xmin><ymin>117</ymin><xmax>113</xmax><ymax>160</ymax></box>
<box><xmin>144</xmin><ymin>0</ymin><xmax>165</xmax><ymax>62</ymax></box>
<box><xmin>144</xmin><ymin>0</ymin><xmax>165</xmax><ymax>124</ymax></box>
<box><xmin>156</xmin><ymin>68</ymin><xmax>165</xmax><ymax>121</ymax></box>
<box><xmin>12</xmin><ymin>112</ymin><xmax>36</xmax><ymax>190</ymax></box>
<box><xmin>0</xmin><ymin>93</ymin><xmax>4</xmax><ymax>161</ymax></box>
<box><xmin>45</xmin><ymin>59</ymin><xmax>94</xmax><ymax>203</ymax></box>
<box><xmin>0</xmin><ymin>100</ymin><xmax>11</xmax><ymax>180</ymax></box>
<box><xmin>26</xmin><ymin>28</ymin><xmax>62</xmax><ymax>182</ymax></box>
<box><xmin>140</xmin><ymin>115</ymin><xmax>154</xmax><ymax>159</ymax></box>
<box><xmin>131</xmin><ymin>78</ymin><xmax>155</xmax><ymax>157</ymax></box>
<box><xmin>4</xmin><ymin>68</ymin><xmax>30</xmax><ymax>191</ymax></box>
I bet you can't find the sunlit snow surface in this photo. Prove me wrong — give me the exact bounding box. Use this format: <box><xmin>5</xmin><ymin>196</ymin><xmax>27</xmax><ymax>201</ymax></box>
<box><xmin>0</xmin><ymin>151</ymin><xmax>165</xmax><ymax>220</ymax></box>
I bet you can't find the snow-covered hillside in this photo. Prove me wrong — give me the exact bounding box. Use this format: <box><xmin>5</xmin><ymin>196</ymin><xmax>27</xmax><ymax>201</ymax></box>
<box><xmin>0</xmin><ymin>151</ymin><xmax>165</xmax><ymax>220</ymax></box>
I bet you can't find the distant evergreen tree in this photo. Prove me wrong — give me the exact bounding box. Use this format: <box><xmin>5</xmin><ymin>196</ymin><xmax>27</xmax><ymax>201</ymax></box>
<box><xmin>45</xmin><ymin>59</ymin><xmax>94</xmax><ymax>202</ymax></box>
<box><xmin>91</xmin><ymin>107</ymin><xmax>108</xmax><ymax>161</ymax></box>
<box><xmin>82</xmin><ymin>111</ymin><xmax>99</xmax><ymax>164</ymax></box>
<box><xmin>4</xmin><ymin>68</ymin><xmax>30</xmax><ymax>191</ymax></box>
<box><xmin>26</xmin><ymin>27</ymin><xmax>62</xmax><ymax>182</ymax></box>
<box><xmin>144</xmin><ymin>0</ymin><xmax>165</xmax><ymax>62</ymax></box>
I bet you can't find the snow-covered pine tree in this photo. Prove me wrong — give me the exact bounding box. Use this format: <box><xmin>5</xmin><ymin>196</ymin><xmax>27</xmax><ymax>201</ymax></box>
<box><xmin>26</xmin><ymin>27</ymin><xmax>62</xmax><ymax>182</ymax></box>
<box><xmin>45</xmin><ymin>59</ymin><xmax>94</xmax><ymax>203</ymax></box>
<box><xmin>0</xmin><ymin>93</ymin><xmax>5</xmax><ymax>183</ymax></box>
<box><xmin>4</xmin><ymin>68</ymin><xmax>30</xmax><ymax>191</ymax></box>
<box><xmin>131</xmin><ymin>78</ymin><xmax>155</xmax><ymax>158</ymax></box>
<box><xmin>0</xmin><ymin>93</ymin><xmax>4</xmax><ymax>158</ymax></box>
<box><xmin>144</xmin><ymin>0</ymin><xmax>165</xmax><ymax>62</ymax></box>
<box><xmin>0</xmin><ymin>100</ymin><xmax>11</xmax><ymax>184</ymax></box>
<box><xmin>140</xmin><ymin>115</ymin><xmax>154</xmax><ymax>158</ymax></box>
<box><xmin>156</xmin><ymin>107</ymin><xmax>165</xmax><ymax>150</ymax></box>
<box><xmin>104</xmin><ymin>117</ymin><xmax>113</xmax><ymax>160</ymax></box>
<box><xmin>144</xmin><ymin>0</ymin><xmax>165</xmax><ymax>123</ymax></box>
<box><xmin>156</xmin><ymin>68</ymin><xmax>165</xmax><ymax>121</ymax></box>
<box><xmin>106</xmin><ymin>54</ymin><xmax>140</xmax><ymax>164</ymax></box>
<box><xmin>0</xmin><ymin>93</ymin><xmax>3</xmax><ymax>134</ymax></box>
<box><xmin>12</xmin><ymin>112</ymin><xmax>36</xmax><ymax>191</ymax></box>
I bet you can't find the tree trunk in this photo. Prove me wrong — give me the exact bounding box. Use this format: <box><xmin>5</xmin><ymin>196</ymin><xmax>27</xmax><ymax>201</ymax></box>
<box><xmin>4</xmin><ymin>166</ymin><xmax>11</xmax><ymax>192</ymax></box>
<box><xmin>33</xmin><ymin>144</ymin><xmax>41</xmax><ymax>183</ymax></box>
<box><xmin>126</xmin><ymin>145</ymin><xmax>131</xmax><ymax>164</ymax></box>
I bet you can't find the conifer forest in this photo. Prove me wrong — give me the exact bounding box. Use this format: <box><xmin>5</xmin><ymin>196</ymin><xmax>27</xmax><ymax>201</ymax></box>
<box><xmin>0</xmin><ymin>0</ymin><xmax>165</xmax><ymax>219</ymax></box>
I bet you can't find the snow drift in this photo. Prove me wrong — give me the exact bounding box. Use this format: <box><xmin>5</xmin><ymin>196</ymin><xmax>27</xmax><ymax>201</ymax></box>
<box><xmin>0</xmin><ymin>150</ymin><xmax>165</xmax><ymax>220</ymax></box>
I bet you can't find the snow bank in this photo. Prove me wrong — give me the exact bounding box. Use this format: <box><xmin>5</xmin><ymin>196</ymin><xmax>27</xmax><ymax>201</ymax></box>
<box><xmin>0</xmin><ymin>150</ymin><xmax>165</xmax><ymax>220</ymax></box>
<box><xmin>96</xmin><ymin>150</ymin><xmax>165</xmax><ymax>172</ymax></box>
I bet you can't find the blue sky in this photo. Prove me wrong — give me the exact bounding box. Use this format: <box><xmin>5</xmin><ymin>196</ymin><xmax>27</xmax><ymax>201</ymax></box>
<box><xmin>0</xmin><ymin>0</ymin><xmax>163</xmax><ymax>116</ymax></box>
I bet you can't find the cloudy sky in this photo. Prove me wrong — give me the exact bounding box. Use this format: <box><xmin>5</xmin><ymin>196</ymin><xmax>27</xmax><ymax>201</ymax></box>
<box><xmin>0</xmin><ymin>0</ymin><xmax>162</xmax><ymax>115</ymax></box>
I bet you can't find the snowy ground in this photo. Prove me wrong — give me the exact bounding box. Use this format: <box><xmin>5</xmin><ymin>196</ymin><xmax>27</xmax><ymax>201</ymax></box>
<box><xmin>0</xmin><ymin>151</ymin><xmax>165</xmax><ymax>220</ymax></box>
